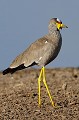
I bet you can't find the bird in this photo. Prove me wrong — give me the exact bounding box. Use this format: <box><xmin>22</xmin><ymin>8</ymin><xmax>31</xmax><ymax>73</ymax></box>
<box><xmin>3</xmin><ymin>18</ymin><xmax>68</xmax><ymax>107</ymax></box>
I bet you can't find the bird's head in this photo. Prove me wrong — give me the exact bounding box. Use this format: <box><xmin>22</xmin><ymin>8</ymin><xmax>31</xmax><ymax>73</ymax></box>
<box><xmin>49</xmin><ymin>18</ymin><xmax>68</xmax><ymax>31</ymax></box>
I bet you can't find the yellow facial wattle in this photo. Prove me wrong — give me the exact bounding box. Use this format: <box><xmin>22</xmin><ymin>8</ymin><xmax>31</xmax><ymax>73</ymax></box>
<box><xmin>56</xmin><ymin>22</ymin><xmax>68</xmax><ymax>30</ymax></box>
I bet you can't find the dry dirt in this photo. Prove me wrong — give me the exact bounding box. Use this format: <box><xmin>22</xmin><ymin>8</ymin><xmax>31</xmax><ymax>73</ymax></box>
<box><xmin>0</xmin><ymin>67</ymin><xmax>79</xmax><ymax>120</ymax></box>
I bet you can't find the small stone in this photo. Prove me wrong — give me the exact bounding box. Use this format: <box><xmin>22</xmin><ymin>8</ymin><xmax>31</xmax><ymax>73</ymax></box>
<box><xmin>62</xmin><ymin>83</ymin><xmax>67</xmax><ymax>90</ymax></box>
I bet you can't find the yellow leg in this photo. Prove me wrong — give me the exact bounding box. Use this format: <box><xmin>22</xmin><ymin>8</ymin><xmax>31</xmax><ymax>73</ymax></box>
<box><xmin>42</xmin><ymin>66</ymin><xmax>55</xmax><ymax>107</ymax></box>
<box><xmin>38</xmin><ymin>68</ymin><xmax>43</xmax><ymax>106</ymax></box>
<box><xmin>38</xmin><ymin>67</ymin><xmax>55</xmax><ymax>107</ymax></box>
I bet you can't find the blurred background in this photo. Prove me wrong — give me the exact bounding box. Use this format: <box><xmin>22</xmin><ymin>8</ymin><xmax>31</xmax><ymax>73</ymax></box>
<box><xmin>0</xmin><ymin>0</ymin><xmax>79</xmax><ymax>70</ymax></box>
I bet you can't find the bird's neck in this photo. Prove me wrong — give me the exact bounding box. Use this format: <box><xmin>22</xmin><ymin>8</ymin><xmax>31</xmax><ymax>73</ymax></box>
<box><xmin>48</xmin><ymin>29</ymin><xmax>61</xmax><ymax>39</ymax></box>
<box><xmin>48</xmin><ymin>24</ymin><xmax>60</xmax><ymax>36</ymax></box>
<box><xmin>44</xmin><ymin>25</ymin><xmax>62</xmax><ymax>42</ymax></box>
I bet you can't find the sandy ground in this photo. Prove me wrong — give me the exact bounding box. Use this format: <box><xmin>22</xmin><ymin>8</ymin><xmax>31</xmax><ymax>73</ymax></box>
<box><xmin>0</xmin><ymin>67</ymin><xmax>79</xmax><ymax>120</ymax></box>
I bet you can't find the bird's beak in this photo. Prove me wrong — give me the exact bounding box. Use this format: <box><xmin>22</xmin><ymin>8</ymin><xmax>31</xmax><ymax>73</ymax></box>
<box><xmin>56</xmin><ymin>23</ymin><xmax>68</xmax><ymax>30</ymax></box>
<box><xmin>61</xmin><ymin>23</ymin><xmax>68</xmax><ymax>29</ymax></box>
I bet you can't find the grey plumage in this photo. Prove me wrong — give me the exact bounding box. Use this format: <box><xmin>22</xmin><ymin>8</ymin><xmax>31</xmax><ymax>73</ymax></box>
<box><xmin>3</xmin><ymin>18</ymin><xmax>67</xmax><ymax>75</ymax></box>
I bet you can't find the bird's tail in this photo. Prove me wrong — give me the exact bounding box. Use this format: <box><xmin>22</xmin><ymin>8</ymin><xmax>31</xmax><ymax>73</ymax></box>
<box><xmin>2</xmin><ymin>64</ymin><xmax>26</xmax><ymax>75</ymax></box>
<box><xmin>2</xmin><ymin>68</ymin><xmax>13</xmax><ymax>75</ymax></box>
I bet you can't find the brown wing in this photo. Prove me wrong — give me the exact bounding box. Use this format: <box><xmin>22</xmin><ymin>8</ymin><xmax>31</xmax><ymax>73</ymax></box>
<box><xmin>3</xmin><ymin>35</ymin><xmax>62</xmax><ymax>75</ymax></box>
<box><xmin>9</xmin><ymin>36</ymin><xmax>50</xmax><ymax>68</ymax></box>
